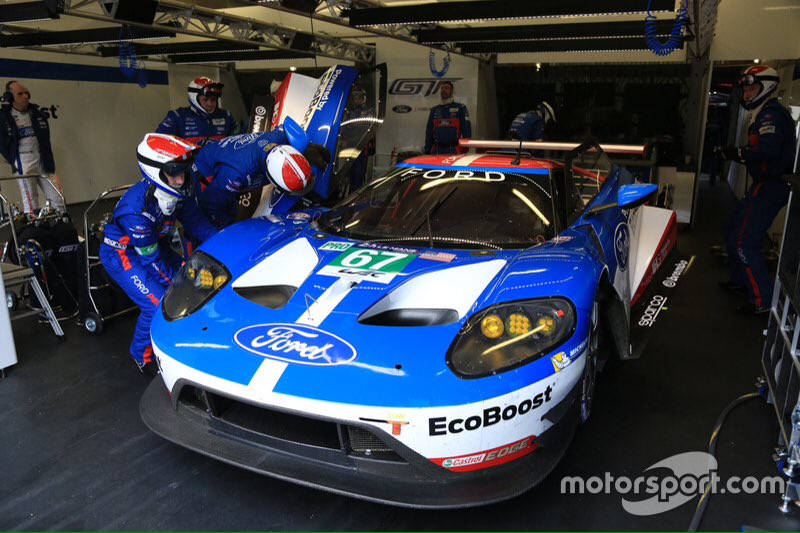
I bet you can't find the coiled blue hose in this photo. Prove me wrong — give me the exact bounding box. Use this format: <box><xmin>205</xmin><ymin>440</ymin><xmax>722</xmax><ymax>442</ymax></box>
<box><xmin>645</xmin><ymin>0</ymin><xmax>689</xmax><ymax>56</ymax></box>
<box><xmin>118</xmin><ymin>27</ymin><xmax>137</xmax><ymax>79</ymax></box>
<box><xmin>429</xmin><ymin>49</ymin><xmax>451</xmax><ymax>78</ymax></box>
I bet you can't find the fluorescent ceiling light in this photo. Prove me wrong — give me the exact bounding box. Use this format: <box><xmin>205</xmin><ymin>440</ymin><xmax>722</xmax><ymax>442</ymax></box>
<box><xmin>346</xmin><ymin>0</ymin><xmax>677</xmax><ymax>26</ymax></box>
<box><xmin>0</xmin><ymin>27</ymin><xmax>175</xmax><ymax>48</ymax></box>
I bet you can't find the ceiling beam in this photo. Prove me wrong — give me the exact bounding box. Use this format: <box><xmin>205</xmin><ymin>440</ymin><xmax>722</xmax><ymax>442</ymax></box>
<box><xmin>459</xmin><ymin>37</ymin><xmax>682</xmax><ymax>54</ymax></box>
<box><xmin>96</xmin><ymin>40</ymin><xmax>260</xmax><ymax>57</ymax></box>
<box><xmin>345</xmin><ymin>0</ymin><xmax>677</xmax><ymax>27</ymax></box>
<box><xmin>0</xmin><ymin>26</ymin><xmax>175</xmax><ymax>47</ymax></box>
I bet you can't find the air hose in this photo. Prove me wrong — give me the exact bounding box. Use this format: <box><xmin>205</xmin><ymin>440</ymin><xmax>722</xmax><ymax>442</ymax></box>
<box><xmin>429</xmin><ymin>48</ymin><xmax>451</xmax><ymax>78</ymax></box>
<box><xmin>687</xmin><ymin>391</ymin><xmax>761</xmax><ymax>531</ymax></box>
<box><xmin>118</xmin><ymin>26</ymin><xmax>137</xmax><ymax>79</ymax></box>
<box><xmin>645</xmin><ymin>0</ymin><xmax>689</xmax><ymax>56</ymax></box>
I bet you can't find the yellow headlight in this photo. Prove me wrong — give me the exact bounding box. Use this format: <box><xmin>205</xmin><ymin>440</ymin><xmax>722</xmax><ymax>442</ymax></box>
<box><xmin>537</xmin><ymin>315</ymin><xmax>556</xmax><ymax>335</ymax></box>
<box><xmin>213</xmin><ymin>274</ymin><xmax>228</xmax><ymax>290</ymax></box>
<box><xmin>481</xmin><ymin>314</ymin><xmax>505</xmax><ymax>339</ymax></box>
<box><xmin>506</xmin><ymin>312</ymin><xmax>531</xmax><ymax>336</ymax></box>
<box><xmin>186</xmin><ymin>267</ymin><xmax>197</xmax><ymax>280</ymax></box>
<box><xmin>198</xmin><ymin>269</ymin><xmax>214</xmax><ymax>289</ymax></box>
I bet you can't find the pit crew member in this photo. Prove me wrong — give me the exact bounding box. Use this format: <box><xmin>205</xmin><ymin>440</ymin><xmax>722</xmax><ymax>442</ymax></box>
<box><xmin>156</xmin><ymin>77</ymin><xmax>237</xmax><ymax>145</ymax></box>
<box><xmin>424</xmin><ymin>81</ymin><xmax>472</xmax><ymax>155</ymax></box>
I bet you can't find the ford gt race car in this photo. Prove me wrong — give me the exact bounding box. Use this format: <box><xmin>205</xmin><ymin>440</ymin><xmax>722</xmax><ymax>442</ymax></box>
<box><xmin>141</xmin><ymin>65</ymin><xmax>684</xmax><ymax>508</ymax></box>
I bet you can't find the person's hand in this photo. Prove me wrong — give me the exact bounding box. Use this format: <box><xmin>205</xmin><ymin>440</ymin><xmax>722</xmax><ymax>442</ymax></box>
<box><xmin>304</xmin><ymin>143</ymin><xmax>331</xmax><ymax>169</ymax></box>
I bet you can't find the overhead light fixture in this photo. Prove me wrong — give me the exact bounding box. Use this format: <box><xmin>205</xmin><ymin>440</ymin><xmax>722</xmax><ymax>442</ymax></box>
<box><xmin>753</xmin><ymin>59</ymin><xmax>760</xmax><ymax>64</ymax></box>
<box><xmin>289</xmin><ymin>66</ymin><xmax>297</xmax><ymax>71</ymax></box>
<box><xmin>0</xmin><ymin>0</ymin><xmax>60</xmax><ymax>24</ymax></box>
<box><xmin>170</xmin><ymin>49</ymin><xmax>312</xmax><ymax>64</ymax></box>
<box><xmin>97</xmin><ymin>41</ymin><xmax>260</xmax><ymax>58</ymax></box>
<box><xmin>413</xmin><ymin>20</ymin><xmax>677</xmax><ymax>44</ymax></box>
<box><xmin>346</xmin><ymin>0</ymin><xmax>676</xmax><ymax>26</ymax></box>
<box><xmin>0</xmin><ymin>27</ymin><xmax>175</xmax><ymax>48</ymax></box>
<box><xmin>459</xmin><ymin>36</ymin><xmax>679</xmax><ymax>54</ymax></box>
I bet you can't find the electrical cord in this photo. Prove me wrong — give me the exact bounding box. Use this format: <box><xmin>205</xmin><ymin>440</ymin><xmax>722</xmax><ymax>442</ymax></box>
<box><xmin>645</xmin><ymin>0</ymin><xmax>689</xmax><ymax>56</ymax></box>
<box><xmin>687</xmin><ymin>391</ymin><xmax>761</xmax><ymax>531</ymax></box>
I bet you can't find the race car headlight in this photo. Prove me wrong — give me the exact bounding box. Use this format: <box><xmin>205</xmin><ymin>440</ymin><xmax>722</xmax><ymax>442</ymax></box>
<box><xmin>447</xmin><ymin>298</ymin><xmax>575</xmax><ymax>378</ymax></box>
<box><xmin>162</xmin><ymin>251</ymin><xmax>230</xmax><ymax>321</ymax></box>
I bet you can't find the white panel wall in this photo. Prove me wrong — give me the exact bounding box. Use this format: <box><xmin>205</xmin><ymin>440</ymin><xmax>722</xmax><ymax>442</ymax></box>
<box><xmin>711</xmin><ymin>0</ymin><xmax>800</xmax><ymax>61</ymax></box>
<box><xmin>375</xmin><ymin>39</ymin><xmax>481</xmax><ymax>171</ymax></box>
<box><xmin>0</xmin><ymin>49</ymin><xmax>170</xmax><ymax>206</ymax></box>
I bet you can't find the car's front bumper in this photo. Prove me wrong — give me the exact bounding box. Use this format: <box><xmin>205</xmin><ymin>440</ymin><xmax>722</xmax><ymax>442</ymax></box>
<box><xmin>141</xmin><ymin>375</ymin><xmax>580</xmax><ymax>508</ymax></box>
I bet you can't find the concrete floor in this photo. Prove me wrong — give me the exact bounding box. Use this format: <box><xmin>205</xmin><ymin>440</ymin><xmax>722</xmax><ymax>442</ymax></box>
<box><xmin>2</xmin><ymin>180</ymin><xmax>800</xmax><ymax>531</ymax></box>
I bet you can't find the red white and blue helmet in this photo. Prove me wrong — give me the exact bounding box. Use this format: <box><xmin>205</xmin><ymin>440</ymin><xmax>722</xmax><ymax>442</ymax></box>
<box><xmin>188</xmin><ymin>77</ymin><xmax>223</xmax><ymax>115</ymax></box>
<box><xmin>137</xmin><ymin>133</ymin><xmax>197</xmax><ymax>200</ymax></box>
<box><xmin>266</xmin><ymin>145</ymin><xmax>314</xmax><ymax>196</ymax></box>
<box><xmin>537</xmin><ymin>101</ymin><xmax>556</xmax><ymax>123</ymax></box>
<box><xmin>738</xmin><ymin>65</ymin><xmax>779</xmax><ymax>110</ymax></box>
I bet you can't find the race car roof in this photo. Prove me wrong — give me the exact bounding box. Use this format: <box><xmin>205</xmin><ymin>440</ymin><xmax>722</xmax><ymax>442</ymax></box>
<box><xmin>405</xmin><ymin>153</ymin><xmax>558</xmax><ymax>171</ymax></box>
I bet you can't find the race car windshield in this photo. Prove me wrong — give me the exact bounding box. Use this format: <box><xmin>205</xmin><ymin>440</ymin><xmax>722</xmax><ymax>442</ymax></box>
<box><xmin>316</xmin><ymin>166</ymin><xmax>557</xmax><ymax>250</ymax></box>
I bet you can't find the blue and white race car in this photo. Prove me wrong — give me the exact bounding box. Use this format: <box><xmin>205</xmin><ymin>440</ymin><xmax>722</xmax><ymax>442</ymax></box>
<box><xmin>141</xmin><ymin>66</ymin><xmax>683</xmax><ymax>508</ymax></box>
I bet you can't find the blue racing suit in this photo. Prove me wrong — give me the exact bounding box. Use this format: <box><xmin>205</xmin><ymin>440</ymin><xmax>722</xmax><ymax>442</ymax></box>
<box><xmin>99</xmin><ymin>180</ymin><xmax>217</xmax><ymax>365</ymax></box>
<box><xmin>156</xmin><ymin>106</ymin><xmax>237</xmax><ymax>145</ymax></box>
<box><xmin>724</xmin><ymin>99</ymin><xmax>796</xmax><ymax>309</ymax></box>
<box><xmin>507</xmin><ymin>110</ymin><xmax>545</xmax><ymax>141</ymax></box>
<box><xmin>424</xmin><ymin>101</ymin><xmax>472</xmax><ymax>155</ymax></box>
<box><xmin>192</xmin><ymin>129</ymin><xmax>289</xmax><ymax>228</ymax></box>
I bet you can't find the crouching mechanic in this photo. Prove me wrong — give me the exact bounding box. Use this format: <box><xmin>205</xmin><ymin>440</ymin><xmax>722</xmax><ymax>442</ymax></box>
<box><xmin>192</xmin><ymin>118</ymin><xmax>330</xmax><ymax>228</ymax></box>
<box><xmin>100</xmin><ymin>134</ymin><xmax>217</xmax><ymax>374</ymax></box>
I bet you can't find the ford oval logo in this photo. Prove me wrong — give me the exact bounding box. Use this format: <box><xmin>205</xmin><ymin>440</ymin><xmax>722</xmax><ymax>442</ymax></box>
<box><xmin>392</xmin><ymin>105</ymin><xmax>412</xmax><ymax>114</ymax></box>
<box><xmin>234</xmin><ymin>324</ymin><xmax>357</xmax><ymax>366</ymax></box>
<box><xmin>614</xmin><ymin>222</ymin><xmax>630</xmax><ymax>271</ymax></box>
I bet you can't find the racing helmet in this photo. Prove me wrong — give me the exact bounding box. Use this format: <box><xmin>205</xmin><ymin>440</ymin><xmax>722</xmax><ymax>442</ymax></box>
<box><xmin>137</xmin><ymin>134</ymin><xmax>198</xmax><ymax>214</ymax></box>
<box><xmin>266</xmin><ymin>145</ymin><xmax>314</xmax><ymax>196</ymax></box>
<box><xmin>537</xmin><ymin>101</ymin><xmax>556</xmax><ymax>123</ymax></box>
<box><xmin>738</xmin><ymin>65</ymin><xmax>779</xmax><ymax>110</ymax></box>
<box><xmin>188</xmin><ymin>77</ymin><xmax>223</xmax><ymax>115</ymax></box>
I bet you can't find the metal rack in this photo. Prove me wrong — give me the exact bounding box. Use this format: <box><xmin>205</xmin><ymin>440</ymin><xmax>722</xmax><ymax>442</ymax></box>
<box><xmin>0</xmin><ymin>175</ymin><xmax>68</xmax><ymax>340</ymax></box>
<box><xmin>761</xmin><ymin>176</ymin><xmax>800</xmax><ymax>512</ymax></box>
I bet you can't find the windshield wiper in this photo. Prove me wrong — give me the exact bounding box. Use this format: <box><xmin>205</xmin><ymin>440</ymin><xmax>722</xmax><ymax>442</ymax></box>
<box><xmin>410</xmin><ymin>185</ymin><xmax>458</xmax><ymax>245</ymax></box>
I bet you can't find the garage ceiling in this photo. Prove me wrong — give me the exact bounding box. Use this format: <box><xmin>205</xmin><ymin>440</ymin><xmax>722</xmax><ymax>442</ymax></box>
<box><xmin>0</xmin><ymin>0</ymin><xmax>717</xmax><ymax>65</ymax></box>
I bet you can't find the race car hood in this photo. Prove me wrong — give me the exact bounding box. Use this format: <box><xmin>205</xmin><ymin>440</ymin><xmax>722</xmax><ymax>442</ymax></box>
<box><xmin>151</xmin><ymin>216</ymin><xmax>597</xmax><ymax>407</ymax></box>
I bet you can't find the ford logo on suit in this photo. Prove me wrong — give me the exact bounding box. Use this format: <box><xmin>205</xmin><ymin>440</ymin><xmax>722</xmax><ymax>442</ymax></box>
<box><xmin>234</xmin><ymin>324</ymin><xmax>358</xmax><ymax>365</ymax></box>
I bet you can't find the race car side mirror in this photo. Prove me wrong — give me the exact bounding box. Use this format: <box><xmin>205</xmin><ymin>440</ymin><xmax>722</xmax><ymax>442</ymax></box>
<box><xmin>584</xmin><ymin>183</ymin><xmax>658</xmax><ymax>217</ymax></box>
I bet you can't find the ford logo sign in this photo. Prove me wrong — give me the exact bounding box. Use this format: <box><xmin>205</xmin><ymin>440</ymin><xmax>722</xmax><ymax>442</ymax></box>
<box><xmin>234</xmin><ymin>324</ymin><xmax>357</xmax><ymax>366</ymax></box>
<box><xmin>614</xmin><ymin>222</ymin><xmax>630</xmax><ymax>271</ymax></box>
<box><xmin>392</xmin><ymin>105</ymin><xmax>412</xmax><ymax>114</ymax></box>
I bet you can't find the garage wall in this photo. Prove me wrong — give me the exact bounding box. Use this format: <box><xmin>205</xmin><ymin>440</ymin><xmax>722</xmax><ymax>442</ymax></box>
<box><xmin>0</xmin><ymin>49</ymin><xmax>170</xmax><ymax>206</ymax></box>
<box><xmin>711</xmin><ymin>0</ymin><xmax>800</xmax><ymax>61</ymax></box>
<box><xmin>374</xmin><ymin>39</ymin><xmax>481</xmax><ymax>171</ymax></box>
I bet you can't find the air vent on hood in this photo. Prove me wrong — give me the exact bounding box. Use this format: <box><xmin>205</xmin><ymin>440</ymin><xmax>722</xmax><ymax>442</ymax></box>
<box><xmin>359</xmin><ymin>308</ymin><xmax>459</xmax><ymax>327</ymax></box>
<box><xmin>234</xmin><ymin>285</ymin><xmax>297</xmax><ymax>310</ymax></box>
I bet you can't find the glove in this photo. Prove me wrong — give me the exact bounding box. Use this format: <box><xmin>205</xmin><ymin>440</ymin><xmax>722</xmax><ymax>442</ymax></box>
<box><xmin>714</xmin><ymin>145</ymin><xmax>743</xmax><ymax>163</ymax></box>
<box><xmin>304</xmin><ymin>143</ymin><xmax>331</xmax><ymax>170</ymax></box>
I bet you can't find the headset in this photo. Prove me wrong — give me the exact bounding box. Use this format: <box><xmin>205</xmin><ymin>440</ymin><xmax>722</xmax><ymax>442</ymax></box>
<box><xmin>3</xmin><ymin>80</ymin><xmax>17</xmax><ymax>105</ymax></box>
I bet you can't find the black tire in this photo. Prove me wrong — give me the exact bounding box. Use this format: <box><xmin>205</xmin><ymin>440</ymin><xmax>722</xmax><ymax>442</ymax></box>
<box><xmin>6</xmin><ymin>290</ymin><xmax>18</xmax><ymax>312</ymax></box>
<box><xmin>83</xmin><ymin>312</ymin><xmax>103</xmax><ymax>335</ymax></box>
<box><xmin>579</xmin><ymin>299</ymin><xmax>599</xmax><ymax>424</ymax></box>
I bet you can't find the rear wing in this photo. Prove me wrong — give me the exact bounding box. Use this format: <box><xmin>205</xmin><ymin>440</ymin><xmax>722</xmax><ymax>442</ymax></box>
<box><xmin>458</xmin><ymin>139</ymin><xmax>646</xmax><ymax>156</ymax></box>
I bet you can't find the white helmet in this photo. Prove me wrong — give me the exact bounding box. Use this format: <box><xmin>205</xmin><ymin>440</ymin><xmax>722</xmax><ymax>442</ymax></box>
<box><xmin>738</xmin><ymin>65</ymin><xmax>779</xmax><ymax>110</ymax></box>
<box><xmin>266</xmin><ymin>145</ymin><xmax>314</xmax><ymax>196</ymax></box>
<box><xmin>137</xmin><ymin>133</ymin><xmax>198</xmax><ymax>214</ymax></box>
<box><xmin>537</xmin><ymin>101</ymin><xmax>556</xmax><ymax>123</ymax></box>
<box><xmin>187</xmin><ymin>77</ymin><xmax>223</xmax><ymax>115</ymax></box>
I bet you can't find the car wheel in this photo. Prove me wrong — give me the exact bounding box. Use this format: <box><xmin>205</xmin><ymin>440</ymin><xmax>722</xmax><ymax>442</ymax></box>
<box><xmin>83</xmin><ymin>312</ymin><xmax>103</xmax><ymax>335</ymax></box>
<box><xmin>579</xmin><ymin>299</ymin><xmax>599</xmax><ymax>424</ymax></box>
<box><xmin>6</xmin><ymin>290</ymin><xmax>18</xmax><ymax>312</ymax></box>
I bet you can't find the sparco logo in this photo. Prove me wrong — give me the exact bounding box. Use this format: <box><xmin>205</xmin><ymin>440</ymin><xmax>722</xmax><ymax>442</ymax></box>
<box><xmin>429</xmin><ymin>385</ymin><xmax>554</xmax><ymax>436</ymax></box>
<box><xmin>662</xmin><ymin>259</ymin><xmax>688</xmax><ymax>288</ymax></box>
<box><xmin>639</xmin><ymin>294</ymin><xmax>667</xmax><ymax>327</ymax></box>
<box><xmin>234</xmin><ymin>324</ymin><xmax>357</xmax><ymax>366</ymax></box>
<box><xmin>388</xmin><ymin>78</ymin><xmax>462</xmax><ymax>97</ymax></box>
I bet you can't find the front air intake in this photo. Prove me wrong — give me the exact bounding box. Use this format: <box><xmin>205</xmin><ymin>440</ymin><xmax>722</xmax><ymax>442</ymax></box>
<box><xmin>234</xmin><ymin>285</ymin><xmax>297</xmax><ymax>309</ymax></box>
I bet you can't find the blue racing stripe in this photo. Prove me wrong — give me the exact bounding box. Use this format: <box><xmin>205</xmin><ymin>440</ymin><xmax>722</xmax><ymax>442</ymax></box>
<box><xmin>0</xmin><ymin>58</ymin><xmax>168</xmax><ymax>85</ymax></box>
